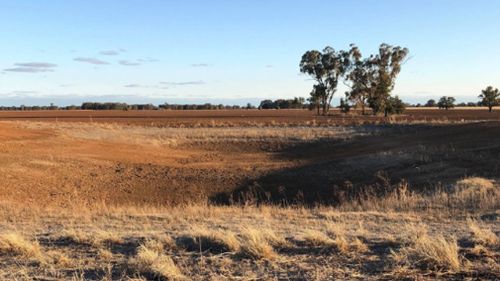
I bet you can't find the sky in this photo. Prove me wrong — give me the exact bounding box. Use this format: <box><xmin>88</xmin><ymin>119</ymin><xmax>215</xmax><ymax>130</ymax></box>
<box><xmin>0</xmin><ymin>0</ymin><xmax>499</xmax><ymax>106</ymax></box>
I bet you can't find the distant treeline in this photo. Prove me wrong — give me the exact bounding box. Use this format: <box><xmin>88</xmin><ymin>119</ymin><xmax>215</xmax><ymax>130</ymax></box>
<box><xmin>0</xmin><ymin>97</ymin><xmax>492</xmax><ymax>111</ymax></box>
<box><xmin>0</xmin><ymin>98</ymin><xmax>306</xmax><ymax>111</ymax></box>
<box><xmin>0</xmin><ymin>102</ymin><xmax>256</xmax><ymax>111</ymax></box>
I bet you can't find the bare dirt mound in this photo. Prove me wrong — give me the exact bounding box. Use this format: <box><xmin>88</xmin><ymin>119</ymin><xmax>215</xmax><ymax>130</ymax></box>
<box><xmin>0</xmin><ymin>121</ymin><xmax>499</xmax><ymax>207</ymax></box>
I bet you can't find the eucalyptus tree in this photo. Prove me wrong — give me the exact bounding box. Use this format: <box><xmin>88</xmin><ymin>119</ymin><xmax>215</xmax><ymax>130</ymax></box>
<box><xmin>479</xmin><ymin>86</ymin><xmax>500</xmax><ymax>112</ymax></box>
<box><xmin>438</xmin><ymin>96</ymin><xmax>455</xmax><ymax>110</ymax></box>
<box><xmin>300</xmin><ymin>47</ymin><xmax>350</xmax><ymax>115</ymax></box>
<box><xmin>367</xmin><ymin>44</ymin><xmax>409</xmax><ymax>116</ymax></box>
<box><xmin>344</xmin><ymin>44</ymin><xmax>376</xmax><ymax>115</ymax></box>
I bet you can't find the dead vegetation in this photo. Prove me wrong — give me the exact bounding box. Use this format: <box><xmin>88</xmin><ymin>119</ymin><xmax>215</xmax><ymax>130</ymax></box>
<box><xmin>0</xmin><ymin>177</ymin><xmax>497</xmax><ymax>280</ymax></box>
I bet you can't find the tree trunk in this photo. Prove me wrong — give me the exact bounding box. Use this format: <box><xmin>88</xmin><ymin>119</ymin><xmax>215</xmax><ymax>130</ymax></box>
<box><xmin>489</xmin><ymin>106</ymin><xmax>493</xmax><ymax>112</ymax></box>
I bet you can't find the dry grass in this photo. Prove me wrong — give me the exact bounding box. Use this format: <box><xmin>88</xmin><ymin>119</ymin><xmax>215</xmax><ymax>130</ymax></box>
<box><xmin>0</xmin><ymin>232</ymin><xmax>43</xmax><ymax>261</ymax></box>
<box><xmin>60</xmin><ymin>228</ymin><xmax>123</xmax><ymax>247</ymax></box>
<box><xmin>19</xmin><ymin>121</ymin><xmax>371</xmax><ymax>147</ymax></box>
<box><xmin>340</xmin><ymin>177</ymin><xmax>500</xmax><ymax>213</ymax></box>
<box><xmin>0</xmin><ymin>203</ymin><xmax>497</xmax><ymax>280</ymax></box>
<box><xmin>177</xmin><ymin>227</ymin><xmax>240</xmax><ymax>253</ymax></box>
<box><xmin>0</xmin><ymin>178</ymin><xmax>497</xmax><ymax>280</ymax></box>
<box><xmin>468</xmin><ymin>219</ymin><xmax>499</xmax><ymax>247</ymax></box>
<box><xmin>302</xmin><ymin>229</ymin><xmax>334</xmax><ymax>247</ymax></box>
<box><xmin>239</xmin><ymin>227</ymin><xmax>277</xmax><ymax>260</ymax></box>
<box><xmin>391</xmin><ymin>227</ymin><xmax>461</xmax><ymax>271</ymax></box>
<box><xmin>131</xmin><ymin>242</ymin><xmax>185</xmax><ymax>280</ymax></box>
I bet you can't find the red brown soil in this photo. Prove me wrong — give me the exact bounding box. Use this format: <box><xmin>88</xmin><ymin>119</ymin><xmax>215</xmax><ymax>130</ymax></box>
<box><xmin>0</xmin><ymin>108</ymin><xmax>499</xmax><ymax>126</ymax></box>
<box><xmin>0</xmin><ymin>109</ymin><xmax>499</xmax><ymax>207</ymax></box>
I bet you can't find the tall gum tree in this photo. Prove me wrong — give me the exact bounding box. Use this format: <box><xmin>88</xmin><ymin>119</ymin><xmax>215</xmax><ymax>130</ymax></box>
<box><xmin>479</xmin><ymin>86</ymin><xmax>500</xmax><ymax>112</ymax></box>
<box><xmin>300</xmin><ymin>47</ymin><xmax>350</xmax><ymax>115</ymax></box>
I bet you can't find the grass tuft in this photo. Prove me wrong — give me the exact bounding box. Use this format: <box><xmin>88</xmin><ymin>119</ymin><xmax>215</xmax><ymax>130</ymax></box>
<box><xmin>0</xmin><ymin>232</ymin><xmax>44</xmax><ymax>261</ymax></box>
<box><xmin>391</xmin><ymin>230</ymin><xmax>461</xmax><ymax>271</ymax></box>
<box><xmin>131</xmin><ymin>242</ymin><xmax>185</xmax><ymax>280</ymax></box>
<box><xmin>239</xmin><ymin>227</ymin><xmax>276</xmax><ymax>260</ymax></box>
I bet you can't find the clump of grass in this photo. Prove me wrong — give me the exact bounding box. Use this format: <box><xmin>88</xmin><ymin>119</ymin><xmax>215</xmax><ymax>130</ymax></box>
<box><xmin>467</xmin><ymin>219</ymin><xmax>499</xmax><ymax>247</ymax></box>
<box><xmin>0</xmin><ymin>232</ymin><xmax>44</xmax><ymax>261</ymax></box>
<box><xmin>302</xmin><ymin>229</ymin><xmax>334</xmax><ymax>247</ymax></box>
<box><xmin>131</xmin><ymin>242</ymin><xmax>185</xmax><ymax>280</ymax></box>
<box><xmin>350</xmin><ymin>238</ymin><xmax>369</xmax><ymax>253</ymax></box>
<box><xmin>48</xmin><ymin>250</ymin><xmax>74</xmax><ymax>267</ymax></box>
<box><xmin>98</xmin><ymin>248</ymin><xmax>114</xmax><ymax>262</ymax></box>
<box><xmin>176</xmin><ymin>227</ymin><xmax>240</xmax><ymax>254</ymax></box>
<box><xmin>391</xmin><ymin>230</ymin><xmax>460</xmax><ymax>271</ymax></box>
<box><xmin>259</xmin><ymin>228</ymin><xmax>290</xmax><ymax>248</ymax></box>
<box><xmin>456</xmin><ymin>177</ymin><xmax>494</xmax><ymax>191</ymax></box>
<box><xmin>454</xmin><ymin>177</ymin><xmax>498</xmax><ymax>209</ymax></box>
<box><xmin>61</xmin><ymin>228</ymin><xmax>123</xmax><ymax>247</ymax></box>
<box><xmin>239</xmin><ymin>227</ymin><xmax>276</xmax><ymax>260</ymax></box>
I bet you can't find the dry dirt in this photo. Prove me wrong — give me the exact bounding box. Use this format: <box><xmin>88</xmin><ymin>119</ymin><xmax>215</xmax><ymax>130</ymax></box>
<box><xmin>0</xmin><ymin>112</ymin><xmax>499</xmax><ymax>207</ymax></box>
<box><xmin>0</xmin><ymin>108</ymin><xmax>500</xmax><ymax>126</ymax></box>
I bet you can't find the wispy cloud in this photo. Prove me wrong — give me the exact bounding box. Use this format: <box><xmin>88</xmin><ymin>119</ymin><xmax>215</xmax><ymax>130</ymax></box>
<box><xmin>124</xmin><ymin>84</ymin><xmax>143</xmax><ymax>88</ymax></box>
<box><xmin>138</xmin><ymin>57</ymin><xmax>158</xmax><ymax>63</ymax></box>
<box><xmin>124</xmin><ymin>83</ymin><xmax>169</xmax><ymax>89</ymax></box>
<box><xmin>4</xmin><ymin>67</ymin><xmax>53</xmax><ymax>73</ymax></box>
<box><xmin>15</xmin><ymin>62</ymin><xmax>57</xmax><ymax>68</ymax></box>
<box><xmin>74</xmin><ymin>57</ymin><xmax>110</xmax><ymax>65</ymax></box>
<box><xmin>10</xmin><ymin>90</ymin><xmax>39</xmax><ymax>94</ymax></box>
<box><xmin>119</xmin><ymin>60</ymin><xmax>141</xmax><ymax>66</ymax></box>
<box><xmin>191</xmin><ymin>63</ymin><xmax>210</xmax><ymax>67</ymax></box>
<box><xmin>160</xmin><ymin>80</ymin><xmax>206</xmax><ymax>86</ymax></box>
<box><xmin>100</xmin><ymin>50</ymin><xmax>119</xmax><ymax>56</ymax></box>
<box><xmin>4</xmin><ymin>62</ymin><xmax>57</xmax><ymax>73</ymax></box>
<box><xmin>265</xmin><ymin>64</ymin><xmax>274</xmax><ymax>68</ymax></box>
<box><xmin>99</xmin><ymin>49</ymin><xmax>126</xmax><ymax>56</ymax></box>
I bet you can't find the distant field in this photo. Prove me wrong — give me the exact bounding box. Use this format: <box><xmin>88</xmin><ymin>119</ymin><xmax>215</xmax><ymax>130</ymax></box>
<box><xmin>0</xmin><ymin>108</ymin><xmax>499</xmax><ymax>126</ymax></box>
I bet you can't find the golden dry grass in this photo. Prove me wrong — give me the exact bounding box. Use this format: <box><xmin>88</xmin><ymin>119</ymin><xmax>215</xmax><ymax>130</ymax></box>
<box><xmin>239</xmin><ymin>227</ymin><xmax>277</xmax><ymax>260</ymax></box>
<box><xmin>391</xmin><ymin>227</ymin><xmax>461</xmax><ymax>271</ymax></box>
<box><xmin>0</xmin><ymin>202</ymin><xmax>497</xmax><ymax>280</ymax></box>
<box><xmin>468</xmin><ymin>219</ymin><xmax>499</xmax><ymax>247</ymax></box>
<box><xmin>0</xmin><ymin>233</ymin><xmax>43</xmax><ymax>261</ymax></box>
<box><xmin>131</xmin><ymin>242</ymin><xmax>185</xmax><ymax>280</ymax></box>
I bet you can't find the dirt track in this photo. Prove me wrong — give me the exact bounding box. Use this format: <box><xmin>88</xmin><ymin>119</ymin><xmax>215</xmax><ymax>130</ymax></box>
<box><xmin>0</xmin><ymin>116</ymin><xmax>499</xmax><ymax>207</ymax></box>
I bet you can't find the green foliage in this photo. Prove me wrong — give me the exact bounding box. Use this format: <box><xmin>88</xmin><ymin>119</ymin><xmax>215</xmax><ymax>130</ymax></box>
<box><xmin>437</xmin><ymin>96</ymin><xmax>456</xmax><ymax>110</ymax></box>
<box><xmin>300</xmin><ymin>47</ymin><xmax>350</xmax><ymax>115</ymax></box>
<box><xmin>425</xmin><ymin>99</ymin><xmax>437</xmax><ymax>107</ymax></box>
<box><xmin>302</xmin><ymin>43</ymin><xmax>409</xmax><ymax>116</ymax></box>
<box><xmin>385</xmin><ymin>95</ymin><xmax>406</xmax><ymax>115</ymax></box>
<box><xmin>259</xmin><ymin>97</ymin><xmax>306</xmax><ymax>109</ymax></box>
<box><xmin>339</xmin><ymin>96</ymin><xmax>351</xmax><ymax>113</ymax></box>
<box><xmin>478</xmin><ymin>86</ymin><xmax>500</xmax><ymax>112</ymax></box>
<box><xmin>367</xmin><ymin>44</ymin><xmax>409</xmax><ymax>116</ymax></box>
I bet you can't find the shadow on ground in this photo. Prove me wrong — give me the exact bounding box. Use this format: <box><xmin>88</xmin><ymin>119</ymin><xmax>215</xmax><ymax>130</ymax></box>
<box><xmin>211</xmin><ymin>122</ymin><xmax>500</xmax><ymax>205</ymax></box>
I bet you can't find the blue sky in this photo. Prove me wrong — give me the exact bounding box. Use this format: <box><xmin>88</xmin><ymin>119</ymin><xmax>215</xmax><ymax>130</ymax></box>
<box><xmin>0</xmin><ymin>0</ymin><xmax>499</xmax><ymax>106</ymax></box>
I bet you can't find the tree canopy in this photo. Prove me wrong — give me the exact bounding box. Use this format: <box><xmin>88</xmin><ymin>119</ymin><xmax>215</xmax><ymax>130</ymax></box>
<box><xmin>301</xmin><ymin>43</ymin><xmax>409</xmax><ymax>116</ymax></box>
<box><xmin>479</xmin><ymin>86</ymin><xmax>500</xmax><ymax>112</ymax></box>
